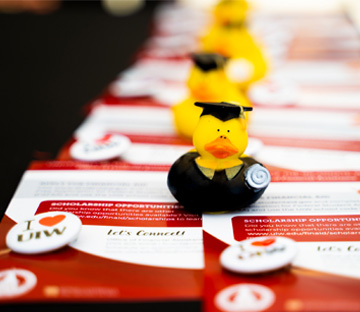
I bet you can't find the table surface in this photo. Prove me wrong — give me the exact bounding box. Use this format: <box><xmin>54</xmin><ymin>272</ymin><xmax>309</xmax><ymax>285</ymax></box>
<box><xmin>0</xmin><ymin>1</ymin><xmax>157</xmax><ymax>217</ymax></box>
<box><xmin>1</xmin><ymin>3</ymin><xmax>360</xmax><ymax>312</ymax></box>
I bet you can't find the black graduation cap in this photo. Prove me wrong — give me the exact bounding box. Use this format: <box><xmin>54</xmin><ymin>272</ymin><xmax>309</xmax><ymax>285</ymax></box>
<box><xmin>191</xmin><ymin>53</ymin><xmax>227</xmax><ymax>72</ymax></box>
<box><xmin>195</xmin><ymin>101</ymin><xmax>252</xmax><ymax>122</ymax></box>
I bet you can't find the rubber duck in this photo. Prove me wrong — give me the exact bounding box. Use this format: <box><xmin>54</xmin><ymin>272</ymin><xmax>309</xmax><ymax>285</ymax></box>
<box><xmin>168</xmin><ymin>101</ymin><xmax>270</xmax><ymax>214</ymax></box>
<box><xmin>201</xmin><ymin>0</ymin><xmax>267</xmax><ymax>90</ymax></box>
<box><xmin>172</xmin><ymin>53</ymin><xmax>251</xmax><ymax>140</ymax></box>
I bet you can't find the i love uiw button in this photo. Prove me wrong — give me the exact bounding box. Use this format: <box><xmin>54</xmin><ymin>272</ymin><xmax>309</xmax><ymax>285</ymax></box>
<box><xmin>70</xmin><ymin>133</ymin><xmax>131</xmax><ymax>162</ymax></box>
<box><xmin>6</xmin><ymin>212</ymin><xmax>82</xmax><ymax>254</ymax></box>
<box><xmin>220</xmin><ymin>237</ymin><xmax>297</xmax><ymax>274</ymax></box>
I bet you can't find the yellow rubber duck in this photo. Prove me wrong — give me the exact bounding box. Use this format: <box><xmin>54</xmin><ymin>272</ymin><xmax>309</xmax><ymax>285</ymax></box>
<box><xmin>202</xmin><ymin>0</ymin><xmax>268</xmax><ymax>90</ymax></box>
<box><xmin>172</xmin><ymin>53</ymin><xmax>251</xmax><ymax>140</ymax></box>
<box><xmin>168</xmin><ymin>101</ymin><xmax>270</xmax><ymax>214</ymax></box>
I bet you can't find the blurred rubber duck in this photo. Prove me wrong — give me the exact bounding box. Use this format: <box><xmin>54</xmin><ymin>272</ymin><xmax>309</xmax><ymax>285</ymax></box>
<box><xmin>172</xmin><ymin>53</ymin><xmax>251</xmax><ymax>140</ymax></box>
<box><xmin>202</xmin><ymin>0</ymin><xmax>267</xmax><ymax>90</ymax></box>
<box><xmin>168</xmin><ymin>101</ymin><xmax>270</xmax><ymax>214</ymax></box>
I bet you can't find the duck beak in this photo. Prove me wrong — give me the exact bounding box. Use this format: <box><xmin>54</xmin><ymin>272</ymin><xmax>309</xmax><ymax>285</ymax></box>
<box><xmin>204</xmin><ymin>136</ymin><xmax>238</xmax><ymax>159</ymax></box>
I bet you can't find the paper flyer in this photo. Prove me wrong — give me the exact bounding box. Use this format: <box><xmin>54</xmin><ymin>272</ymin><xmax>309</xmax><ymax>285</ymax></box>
<box><xmin>203</xmin><ymin>173</ymin><xmax>360</xmax><ymax>312</ymax></box>
<box><xmin>56</xmin><ymin>97</ymin><xmax>360</xmax><ymax>169</ymax></box>
<box><xmin>0</xmin><ymin>162</ymin><xmax>203</xmax><ymax>304</ymax></box>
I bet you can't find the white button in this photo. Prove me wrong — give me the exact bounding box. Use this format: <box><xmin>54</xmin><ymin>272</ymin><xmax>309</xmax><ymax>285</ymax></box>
<box><xmin>70</xmin><ymin>134</ymin><xmax>131</xmax><ymax>162</ymax></box>
<box><xmin>220</xmin><ymin>237</ymin><xmax>297</xmax><ymax>274</ymax></box>
<box><xmin>6</xmin><ymin>212</ymin><xmax>82</xmax><ymax>254</ymax></box>
<box><xmin>226</xmin><ymin>58</ymin><xmax>254</xmax><ymax>83</ymax></box>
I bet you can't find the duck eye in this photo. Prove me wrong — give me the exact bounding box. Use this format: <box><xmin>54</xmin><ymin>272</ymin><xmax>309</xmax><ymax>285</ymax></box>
<box><xmin>227</xmin><ymin>130</ymin><xmax>230</xmax><ymax>133</ymax></box>
<box><xmin>217</xmin><ymin>129</ymin><xmax>220</xmax><ymax>132</ymax></box>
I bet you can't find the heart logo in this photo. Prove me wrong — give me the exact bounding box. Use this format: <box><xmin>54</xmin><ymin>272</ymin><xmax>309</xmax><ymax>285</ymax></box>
<box><xmin>95</xmin><ymin>134</ymin><xmax>112</xmax><ymax>144</ymax></box>
<box><xmin>39</xmin><ymin>215</ymin><xmax>66</xmax><ymax>227</ymax></box>
<box><xmin>251</xmin><ymin>238</ymin><xmax>276</xmax><ymax>247</ymax></box>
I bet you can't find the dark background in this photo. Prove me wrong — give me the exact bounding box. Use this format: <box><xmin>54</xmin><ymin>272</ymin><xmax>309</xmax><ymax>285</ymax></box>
<box><xmin>0</xmin><ymin>0</ymin><xmax>158</xmax><ymax>216</ymax></box>
<box><xmin>0</xmin><ymin>3</ymin><xmax>202</xmax><ymax>310</ymax></box>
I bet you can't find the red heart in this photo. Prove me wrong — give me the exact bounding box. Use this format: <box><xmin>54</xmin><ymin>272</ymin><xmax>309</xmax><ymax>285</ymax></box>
<box><xmin>95</xmin><ymin>134</ymin><xmax>112</xmax><ymax>144</ymax></box>
<box><xmin>39</xmin><ymin>215</ymin><xmax>66</xmax><ymax>227</ymax></box>
<box><xmin>251</xmin><ymin>238</ymin><xmax>276</xmax><ymax>247</ymax></box>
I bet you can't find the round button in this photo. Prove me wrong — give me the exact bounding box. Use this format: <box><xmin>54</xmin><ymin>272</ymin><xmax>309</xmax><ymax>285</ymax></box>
<box><xmin>220</xmin><ymin>237</ymin><xmax>297</xmax><ymax>274</ymax></box>
<box><xmin>6</xmin><ymin>212</ymin><xmax>82</xmax><ymax>254</ymax></box>
<box><xmin>226</xmin><ymin>58</ymin><xmax>254</xmax><ymax>83</ymax></box>
<box><xmin>70</xmin><ymin>133</ymin><xmax>131</xmax><ymax>162</ymax></box>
